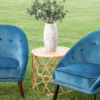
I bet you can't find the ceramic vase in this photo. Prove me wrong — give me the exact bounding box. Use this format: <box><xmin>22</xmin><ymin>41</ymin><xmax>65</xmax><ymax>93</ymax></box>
<box><xmin>44</xmin><ymin>23</ymin><xmax>58</xmax><ymax>52</ymax></box>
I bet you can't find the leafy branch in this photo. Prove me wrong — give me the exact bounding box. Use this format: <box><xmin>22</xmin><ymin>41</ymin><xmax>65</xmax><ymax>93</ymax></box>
<box><xmin>27</xmin><ymin>0</ymin><xmax>68</xmax><ymax>23</ymax></box>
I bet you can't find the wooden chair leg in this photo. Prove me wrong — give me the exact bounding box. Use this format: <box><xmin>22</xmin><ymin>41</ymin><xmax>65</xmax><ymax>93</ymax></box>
<box><xmin>92</xmin><ymin>95</ymin><xmax>96</xmax><ymax>100</ymax></box>
<box><xmin>18</xmin><ymin>81</ymin><xmax>24</xmax><ymax>98</ymax></box>
<box><xmin>53</xmin><ymin>85</ymin><xmax>59</xmax><ymax>100</ymax></box>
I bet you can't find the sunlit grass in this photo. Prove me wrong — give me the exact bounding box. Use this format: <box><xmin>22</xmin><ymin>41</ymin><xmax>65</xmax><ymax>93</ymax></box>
<box><xmin>0</xmin><ymin>0</ymin><xmax>100</xmax><ymax>99</ymax></box>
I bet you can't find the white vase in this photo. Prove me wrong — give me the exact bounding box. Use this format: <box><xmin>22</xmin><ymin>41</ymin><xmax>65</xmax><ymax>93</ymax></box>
<box><xmin>44</xmin><ymin>23</ymin><xmax>58</xmax><ymax>52</ymax></box>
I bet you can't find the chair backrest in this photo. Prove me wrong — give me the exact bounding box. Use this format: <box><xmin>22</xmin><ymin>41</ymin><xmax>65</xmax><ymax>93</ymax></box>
<box><xmin>58</xmin><ymin>30</ymin><xmax>100</xmax><ymax>67</ymax></box>
<box><xmin>0</xmin><ymin>24</ymin><xmax>28</xmax><ymax>78</ymax></box>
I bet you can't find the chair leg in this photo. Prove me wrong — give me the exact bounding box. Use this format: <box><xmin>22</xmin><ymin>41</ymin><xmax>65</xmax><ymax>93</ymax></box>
<box><xmin>18</xmin><ymin>81</ymin><xmax>24</xmax><ymax>98</ymax></box>
<box><xmin>92</xmin><ymin>95</ymin><xmax>96</xmax><ymax>100</ymax></box>
<box><xmin>53</xmin><ymin>85</ymin><xmax>59</xmax><ymax>100</ymax></box>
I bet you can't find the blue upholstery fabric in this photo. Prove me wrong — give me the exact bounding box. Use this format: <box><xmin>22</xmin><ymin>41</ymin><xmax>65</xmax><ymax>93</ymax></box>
<box><xmin>0</xmin><ymin>24</ymin><xmax>28</xmax><ymax>81</ymax></box>
<box><xmin>55</xmin><ymin>63</ymin><xmax>100</xmax><ymax>90</ymax></box>
<box><xmin>0</xmin><ymin>57</ymin><xmax>19</xmax><ymax>78</ymax></box>
<box><xmin>56</xmin><ymin>63</ymin><xmax>100</xmax><ymax>78</ymax></box>
<box><xmin>53</xmin><ymin>30</ymin><xmax>100</xmax><ymax>95</ymax></box>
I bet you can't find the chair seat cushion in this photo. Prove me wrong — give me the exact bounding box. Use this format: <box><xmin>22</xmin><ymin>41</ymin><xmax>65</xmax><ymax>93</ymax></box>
<box><xmin>0</xmin><ymin>57</ymin><xmax>19</xmax><ymax>78</ymax></box>
<box><xmin>55</xmin><ymin>63</ymin><xmax>100</xmax><ymax>89</ymax></box>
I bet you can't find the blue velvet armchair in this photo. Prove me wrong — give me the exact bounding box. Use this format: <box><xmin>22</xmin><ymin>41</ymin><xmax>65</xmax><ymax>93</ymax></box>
<box><xmin>53</xmin><ymin>30</ymin><xmax>100</xmax><ymax>100</ymax></box>
<box><xmin>0</xmin><ymin>25</ymin><xmax>28</xmax><ymax>97</ymax></box>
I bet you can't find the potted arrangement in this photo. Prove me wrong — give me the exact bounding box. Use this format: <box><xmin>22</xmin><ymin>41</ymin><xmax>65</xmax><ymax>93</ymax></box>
<box><xmin>27</xmin><ymin>0</ymin><xmax>67</xmax><ymax>52</ymax></box>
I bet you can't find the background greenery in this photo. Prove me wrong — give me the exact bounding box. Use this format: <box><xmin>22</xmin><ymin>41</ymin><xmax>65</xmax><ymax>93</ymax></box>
<box><xmin>0</xmin><ymin>0</ymin><xmax>100</xmax><ymax>100</ymax></box>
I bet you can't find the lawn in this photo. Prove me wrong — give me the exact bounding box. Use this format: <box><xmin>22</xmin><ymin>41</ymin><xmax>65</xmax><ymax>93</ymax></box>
<box><xmin>0</xmin><ymin>0</ymin><xmax>100</xmax><ymax>100</ymax></box>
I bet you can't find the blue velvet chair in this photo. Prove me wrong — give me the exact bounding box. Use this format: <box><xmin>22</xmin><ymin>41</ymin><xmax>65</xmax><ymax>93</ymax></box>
<box><xmin>52</xmin><ymin>30</ymin><xmax>100</xmax><ymax>100</ymax></box>
<box><xmin>0</xmin><ymin>24</ymin><xmax>28</xmax><ymax>97</ymax></box>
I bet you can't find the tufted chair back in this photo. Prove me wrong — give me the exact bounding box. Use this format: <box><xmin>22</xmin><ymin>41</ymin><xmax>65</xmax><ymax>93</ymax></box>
<box><xmin>0</xmin><ymin>24</ymin><xmax>28</xmax><ymax>80</ymax></box>
<box><xmin>56</xmin><ymin>30</ymin><xmax>100</xmax><ymax>68</ymax></box>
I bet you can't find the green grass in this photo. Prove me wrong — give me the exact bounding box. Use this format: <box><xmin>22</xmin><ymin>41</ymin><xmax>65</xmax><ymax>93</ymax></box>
<box><xmin>0</xmin><ymin>0</ymin><xmax>100</xmax><ymax>99</ymax></box>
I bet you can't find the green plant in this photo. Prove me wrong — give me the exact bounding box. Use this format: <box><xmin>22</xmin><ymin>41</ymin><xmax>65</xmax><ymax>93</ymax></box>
<box><xmin>27</xmin><ymin>0</ymin><xmax>68</xmax><ymax>23</ymax></box>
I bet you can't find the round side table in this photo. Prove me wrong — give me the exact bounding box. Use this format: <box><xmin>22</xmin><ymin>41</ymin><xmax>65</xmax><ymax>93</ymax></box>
<box><xmin>31</xmin><ymin>46</ymin><xmax>70</xmax><ymax>95</ymax></box>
